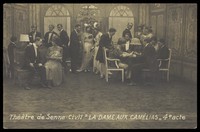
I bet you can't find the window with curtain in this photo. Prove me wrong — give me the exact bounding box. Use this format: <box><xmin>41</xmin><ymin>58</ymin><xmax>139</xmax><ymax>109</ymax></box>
<box><xmin>44</xmin><ymin>5</ymin><xmax>71</xmax><ymax>35</ymax></box>
<box><xmin>109</xmin><ymin>5</ymin><xmax>134</xmax><ymax>43</ymax></box>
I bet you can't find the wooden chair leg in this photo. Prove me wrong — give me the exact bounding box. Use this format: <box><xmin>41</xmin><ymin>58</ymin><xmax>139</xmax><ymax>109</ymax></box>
<box><xmin>106</xmin><ymin>71</ymin><xmax>108</xmax><ymax>82</ymax></box>
<box><xmin>93</xmin><ymin>60</ymin><xmax>95</xmax><ymax>72</ymax></box>
<box><xmin>14</xmin><ymin>70</ymin><xmax>18</xmax><ymax>84</ymax></box>
<box><xmin>62</xmin><ymin>68</ymin><xmax>65</xmax><ymax>84</ymax></box>
<box><xmin>167</xmin><ymin>71</ymin><xmax>169</xmax><ymax>82</ymax></box>
<box><xmin>122</xmin><ymin>70</ymin><xmax>124</xmax><ymax>82</ymax></box>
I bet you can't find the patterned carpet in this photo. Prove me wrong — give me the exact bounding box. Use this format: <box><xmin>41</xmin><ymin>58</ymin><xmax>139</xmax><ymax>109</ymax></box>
<box><xmin>3</xmin><ymin>71</ymin><xmax>197</xmax><ymax>129</ymax></box>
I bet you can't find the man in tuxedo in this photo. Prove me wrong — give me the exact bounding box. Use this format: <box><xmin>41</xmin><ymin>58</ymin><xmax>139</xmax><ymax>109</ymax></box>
<box><xmin>157</xmin><ymin>38</ymin><xmax>170</xmax><ymax>59</ymax></box>
<box><xmin>96</xmin><ymin>28</ymin><xmax>116</xmax><ymax>64</ymax></box>
<box><xmin>44</xmin><ymin>24</ymin><xmax>59</xmax><ymax>48</ymax></box>
<box><xmin>126</xmin><ymin>37</ymin><xmax>159</xmax><ymax>86</ymax></box>
<box><xmin>122</xmin><ymin>23</ymin><xmax>133</xmax><ymax>40</ymax></box>
<box><xmin>157</xmin><ymin>38</ymin><xmax>170</xmax><ymax>68</ymax></box>
<box><xmin>118</xmin><ymin>33</ymin><xmax>133</xmax><ymax>53</ymax></box>
<box><xmin>96</xmin><ymin>28</ymin><xmax>116</xmax><ymax>78</ymax></box>
<box><xmin>24</xmin><ymin>37</ymin><xmax>47</xmax><ymax>89</ymax></box>
<box><xmin>69</xmin><ymin>24</ymin><xmax>82</xmax><ymax>73</ymax></box>
<box><xmin>143</xmin><ymin>37</ymin><xmax>159</xmax><ymax>84</ymax></box>
<box><xmin>57</xmin><ymin>24</ymin><xmax>70</xmax><ymax>72</ymax></box>
<box><xmin>28</xmin><ymin>25</ymin><xmax>42</xmax><ymax>43</ymax></box>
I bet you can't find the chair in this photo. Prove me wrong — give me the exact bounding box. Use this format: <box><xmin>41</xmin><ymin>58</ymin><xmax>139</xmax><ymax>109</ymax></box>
<box><xmin>103</xmin><ymin>47</ymin><xmax>124</xmax><ymax>82</ymax></box>
<box><xmin>14</xmin><ymin>66</ymin><xmax>32</xmax><ymax>87</ymax></box>
<box><xmin>13</xmin><ymin>49</ymin><xmax>31</xmax><ymax>87</ymax></box>
<box><xmin>157</xmin><ymin>49</ymin><xmax>172</xmax><ymax>82</ymax></box>
<box><xmin>3</xmin><ymin>47</ymin><xmax>10</xmax><ymax>78</ymax></box>
<box><xmin>142</xmin><ymin>49</ymin><xmax>172</xmax><ymax>82</ymax></box>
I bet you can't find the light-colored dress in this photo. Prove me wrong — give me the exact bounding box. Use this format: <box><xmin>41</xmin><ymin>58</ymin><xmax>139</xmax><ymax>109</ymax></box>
<box><xmin>45</xmin><ymin>46</ymin><xmax>63</xmax><ymax>86</ymax></box>
<box><xmin>79</xmin><ymin>32</ymin><xmax>94</xmax><ymax>71</ymax></box>
<box><xmin>93</xmin><ymin>31</ymin><xmax>102</xmax><ymax>72</ymax></box>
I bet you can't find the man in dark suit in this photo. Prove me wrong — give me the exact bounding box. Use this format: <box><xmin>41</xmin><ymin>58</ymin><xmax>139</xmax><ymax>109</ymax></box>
<box><xmin>157</xmin><ymin>38</ymin><xmax>170</xmax><ymax>68</ymax></box>
<box><xmin>44</xmin><ymin>24</ymin><xmax>59</xmax><ymax>48</ymax></box>
<box><xmin>122</xmin><ymin>23</ymin><xmax>133</xmax><ymax>40</ymax></box>
<box><xmin>7</xmin><ymin>36</ymin><xmax>17</xmax><ymax>79</ymax></box>
<box><xmin>157</xmin><ymin>38</ymin><xmax>170</xmax><ymax>59</ymax></box>
<box><xmin>126</xmin><ymin>37</ymin><xmax>158</xmax><ymax>86</ymax></box>
<box><xmin>96</xmin><ymin>28</ymin><xmax>116</xmax><ymax>63</ymax></box>
<box><xmin>24</xmin><ymin>37</ymin><xmax>47</xmax><ymax>89</ymax></box>
<box><xmin>118</xmin><ymin>33</ymin><xmax>133</xmax><ymax>53</ymax></box>
<box><xmin>69</xmin><ymin>24</ymin><xmax>82</xmax><ymax>73</ymax></box>
<box><xmin>57</xmin><ymin>24</ymin><xmax>70</xmax><ymax>72</ymax></box>
<box><xmin>142</xmin><ymin>37</ymin><xmax>159</xmax><ymax>85</ymax></box>
<box><xmin>28</xmin><ymin>25</ymin><xmax>42</xmax><ymax>43</ymax></box>
<box><xmin>96</xmin><ymin>28</ymin><xmax>116</xmax><ymax>78</ymax></box>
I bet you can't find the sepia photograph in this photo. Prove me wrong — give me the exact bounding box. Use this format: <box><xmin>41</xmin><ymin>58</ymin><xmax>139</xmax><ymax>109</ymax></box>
<box><xmin>3</xmin><ymin>3</ymin><xmax>197</xmax><ymax>129</ymax></box>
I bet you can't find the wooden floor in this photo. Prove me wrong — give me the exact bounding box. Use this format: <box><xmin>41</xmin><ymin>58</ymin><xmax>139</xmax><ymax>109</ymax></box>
<box><xmin>3</xmin><ymin>71</ymin><xmax>197</xmax><ymax>129</ymax></box>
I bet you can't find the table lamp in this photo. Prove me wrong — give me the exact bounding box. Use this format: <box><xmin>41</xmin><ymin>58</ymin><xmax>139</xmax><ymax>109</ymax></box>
<box><xmin>20</xmin><ymin>34</ymin><xmax>30</xmax><ymax>42</ymax></box>
<box><xmin>19</xmin><ymin>34</ymin><xmax>30</xmax><ymax>48</ymax></box>
<box><xmin>131</xmin><ymin>38</ymin><xmax>141</xmax><ymax>45</ymax></box>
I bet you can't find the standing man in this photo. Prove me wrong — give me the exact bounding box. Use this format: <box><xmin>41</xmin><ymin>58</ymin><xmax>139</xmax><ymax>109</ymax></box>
<box><xmin>28</xmin><ymin>25</ymin><xmax>42</xmax><ymax>43</ymax></box>
<box><xmin>57</xmin><ymin>24</ymin><xmax>69</xmax><ymax>72</ymax></box>
<box><xmin>122</xmin><ymin>23</ymin><xmax>133</xmax><ymax>40</ymax></box>
<box><xmin>7</xmin><ymin>36</ymin><xmax>17</xmax><ymax>79</ymax></box>
<box><xmin>44</xmin><ymin>24</ymin><xmax>59</xmax><ymax>48</ymax></box>
<box><xmin>69</xmin><ymin>24</ymin><xmax>82</xmax><ymax>73</ymax></box>
<box><xmin>96</xmin><ymin>28</ymin><xmax>116</xmax><ymax>78</ymax></box>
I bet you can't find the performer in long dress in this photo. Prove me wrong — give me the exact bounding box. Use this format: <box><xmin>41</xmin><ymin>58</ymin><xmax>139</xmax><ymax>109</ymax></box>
<box><xmin>77</xmin><ymin>26</ymin><xmax>94</xmax><ymax>72</ymax></box>
<box><xmin>93</xmin><ymin>27</ymin><xmax>102</xmax><ymax>74</ymax></box>
<box><xmin>45</xmin><ymin>37</ymin><xmax>63</xmax><ymax>87</ymax></box>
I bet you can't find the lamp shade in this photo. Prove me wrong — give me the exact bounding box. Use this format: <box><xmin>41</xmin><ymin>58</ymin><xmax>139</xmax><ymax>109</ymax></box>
<box><xmin>20</xmin><ymin>34</ymin><xmax>30</xmax><ymax>42</ymax></box>
<box><xmin>131</xmin><ymin>38</ymin><xmax>141</xmax><ymax>45</ymax></box>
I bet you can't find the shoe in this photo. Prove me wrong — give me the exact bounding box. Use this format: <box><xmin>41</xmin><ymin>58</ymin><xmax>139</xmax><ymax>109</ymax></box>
<box><xmin>41</xmin><ymin>83</ymin><xmax>47</xmax><ymax>88</ymax></box>
<box><xmin>127</xmin><ymin>82</ymin><xmax>137</xmax><ymax>86</ymax></box>
<box><xmin>76</xmin><ymin>69</ymin><xmax>82</xmax><ymax>72</ymax></box>
<box><xmin>95</xmin><ymin>71</ymin><xmax>99</xmax><ymax>74</ymax></box>
<box><xmin>47</xmin><ymin>85</ymin><xmax>53</xmax><ymax>89</ymax></box>
<box><xmin>108</xmin><ymin>71</ymin><xmax>112</xmax><ymax>75</ymax></box>
<box><xmin>100</xmin><ymin>75</ymin><xmax>104</xmax><ymax>79</ymax></box>
<box><xmin>24</xmin><ymin>86</ymin><xmax>31</xmax><ymax>90</ymax></box>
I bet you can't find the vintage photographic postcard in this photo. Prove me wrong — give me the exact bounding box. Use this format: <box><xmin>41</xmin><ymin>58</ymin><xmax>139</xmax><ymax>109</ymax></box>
<box><xmin>3</xmin><ymin>3</ymin><xmax>197</xmax><ymax>129</ymax></box>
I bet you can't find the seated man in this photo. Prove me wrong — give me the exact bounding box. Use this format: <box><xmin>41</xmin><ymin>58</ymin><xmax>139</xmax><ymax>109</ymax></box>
<box><xmin>143</xmin><ymin>37</ymin><xmax>159</xmax><ymax>85</ymax></box>
<box><xmin>157</xmin><ymin>38</ymin><xmax>170</xmax><ymax>68</ymax></box>
<box><xmin>116</xmin><ymin>35</ymin><xmax>145</xmax><ymax>86</ymax></box>
<box><xmin>24</xmin><ymin>37</ymin><xmax>47</xmax><ymax>89</ymax></box>
<box><xmin>118</xmin><ymin>33</ymin><xmax>132</xmax><ymax>53</ymax></box>
<box><xmin>126</xmin><ymin>37</ymin><xmax>159</xmax><ymax>86</ymax></box>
